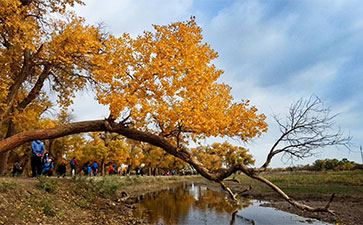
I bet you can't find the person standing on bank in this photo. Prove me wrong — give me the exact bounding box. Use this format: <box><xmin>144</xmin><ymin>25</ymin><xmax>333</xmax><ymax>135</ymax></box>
<box><xmin>70</xmin><ymin>156</ymin><xmax>78</xmax><ymax>176</ymax></box>
<box><xmin>31</xmin><ymin>140</ymin><xmax>45</xmax><ymax>177</ymax></box>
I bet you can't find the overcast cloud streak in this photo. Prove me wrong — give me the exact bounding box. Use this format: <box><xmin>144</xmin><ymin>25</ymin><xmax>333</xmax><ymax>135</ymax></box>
<box><xmin>72</xmin><ymin>0</ymin><xmax>363</xmax><ymax>167</ymax></box>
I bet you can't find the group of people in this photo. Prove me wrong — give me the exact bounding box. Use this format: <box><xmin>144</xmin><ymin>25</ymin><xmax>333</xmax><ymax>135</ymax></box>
<box><xmin>82</xmin><ymin>161</ymin><xmax>99</xmax><ymax>176</ymax></box>
<box><xmin>28</xmin><ymin>140</ymin><xmax>194</xmax><ymax>178</ymax></box>
<box><xmin>29</xmin><ymin>140</ymin><xmax>102</xmax><ymax>177</ymax></box>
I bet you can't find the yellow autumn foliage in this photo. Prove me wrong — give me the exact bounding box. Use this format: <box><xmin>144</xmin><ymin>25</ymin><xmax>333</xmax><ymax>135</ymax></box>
<box><xmin>0</xmin><ymin>0</ymin><xmax>102</xmax><ymax>128</ymax></box>
<box><xmin>1</xmin><ymin>1</ymin><xmax>267</xmax><ymax>171</ymax></box>
<box><xmin>192</xmin><ymin>142</ymin><xmax>255</xmax><ymax>171</ymax></box>
<box><xmin>92</xmin><ymin>18</ymin><xmax>267</xmax><ymax>146</ymax></box>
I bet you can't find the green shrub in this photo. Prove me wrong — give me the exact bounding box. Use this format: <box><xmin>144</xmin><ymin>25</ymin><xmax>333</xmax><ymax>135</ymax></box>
<box><xmin>37</xmin><ymin>177</ymin><xmax>58</xmax><ymax>193</ymax></box>
<box><xmin>94</xmin><ymin>177</ymin><xmax>125</xmax><ymax>198</ymax></box>
<box><xmin>0</xmin><ymin>181</ymin><xmax>17</xmax><ymax>192</ymax></box>
<box><xmin>39</xmin><ymin>199</ymin><xmax>55</xmax><ymax>217</ymax></box>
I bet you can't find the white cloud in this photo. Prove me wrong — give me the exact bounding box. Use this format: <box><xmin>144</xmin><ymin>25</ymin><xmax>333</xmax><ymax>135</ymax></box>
<box><xmin>70</xmin><ymin>92</ymin><xmax>109</xmax><ymax>121</ymax></box>
<box><xmin>74</xmin><ymin>0</ymin><xmax>193</xmax><ymax>36</ymax></box>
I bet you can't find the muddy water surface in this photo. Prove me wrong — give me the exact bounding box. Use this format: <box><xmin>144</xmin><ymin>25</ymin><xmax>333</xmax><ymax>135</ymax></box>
<box><xmin>133</xmin><ymin>183</ymin><xmax>331</xmax><ymax>225</ymax></box>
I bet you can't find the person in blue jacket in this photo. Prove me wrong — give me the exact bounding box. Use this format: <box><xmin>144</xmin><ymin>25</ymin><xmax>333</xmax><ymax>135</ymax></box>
<box><xmin>92</xmin><ymin>162</ymin><xmax>98</xmax><ymax>176</ymax></box>
<box><xmin>31</xmin><ymin>140</ymin><xmax>45</xmax><ymax>177</ymax></box>
<box><xmin>42</xmin><ymin>159</ymin><xmax>54</xmax><ymax>176</ymax></box>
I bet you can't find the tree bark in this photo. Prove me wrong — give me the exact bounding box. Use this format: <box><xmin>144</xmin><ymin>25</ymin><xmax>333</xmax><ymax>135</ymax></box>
<box><xmin>0</xmin><ymin>120</ymin><xmax>17</xmax><ymax>174</ymax></box>
<box><xmin>0</xmin><ymin>50</ymin><xmax>32</xmax><ymax>128</ymax></box>
<box><xmin>0</xmin><ymin>120</ymin><xmax>107</xmax><ymax>153</ymax></box>
<box><xmin>0</xmin><ymin>151</ymin><xmax>10</xmax><ymax>175</ymax></box>
<box><xmin>20</xmin><ymin>0</ymin><xmax>33</xmax><ymax>6</ymax></box>
<box><xmin>101</xmin><ymin>158</ymin><xmax>105</xmax><ymax>176</ymax></box>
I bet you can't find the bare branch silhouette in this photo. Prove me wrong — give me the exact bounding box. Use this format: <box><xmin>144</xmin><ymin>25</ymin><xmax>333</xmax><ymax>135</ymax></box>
<box><xmin>261</xmin><ymin>96</ymin><xmax>351</xmax><ymax>170</ymax></box>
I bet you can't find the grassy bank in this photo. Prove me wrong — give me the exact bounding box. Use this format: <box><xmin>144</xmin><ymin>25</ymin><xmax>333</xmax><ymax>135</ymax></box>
<box><xmin>230</xmin><ymin>170</ymin><xmax>363</xmax><ymax>198</ymax></box>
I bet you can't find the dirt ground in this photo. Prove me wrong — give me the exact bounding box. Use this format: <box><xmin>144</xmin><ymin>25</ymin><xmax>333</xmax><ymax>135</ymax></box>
<box><xmin>0</xmin><ymin>177</ymin><xmax>141</xmax><ymax>225</ymax></box>
<box><xmin>0</xmin><ymin>176</ymin><xmax>362</xmax><ymax>224</ymax></box>
<box><xmin>202</xmin><ymin>180</ymin><xmax>363</xmax><ymax>225</ymax></box>
<box><xmin>261</xmin><ymin>197</ymin><xmax>363</xmax><ymax>225</ymax></box>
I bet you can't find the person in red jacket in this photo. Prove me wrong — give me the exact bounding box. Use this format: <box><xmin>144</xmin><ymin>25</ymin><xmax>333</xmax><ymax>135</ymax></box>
<box><xmin>108</xmin><ymin>164</ymin><xmax>116</xmax><ymax>175</ymax></box>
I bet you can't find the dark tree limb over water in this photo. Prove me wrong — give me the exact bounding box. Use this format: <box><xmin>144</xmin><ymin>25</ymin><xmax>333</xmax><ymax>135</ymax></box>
<box><xmin>0</xmin><ymin>96</ymin><xmax>350</xmax><ymax>215</ymax></box>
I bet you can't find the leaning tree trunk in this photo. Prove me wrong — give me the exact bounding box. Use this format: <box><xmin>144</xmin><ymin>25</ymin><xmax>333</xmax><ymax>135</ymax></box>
<box><xmin>48</xmin><ymin>139</ymin><xmax>54</xmax><ymax>157</ymax></box>
<box><xmin>0</xmin><ymin>151</ymin><xmax>10</xmax><ymax>175</ymax></box>
<box><xmin>101</xmin><ymin>158</ymin><xmax>105</xmax><ymax>176</ymax></box>
<box><xmin>0</xmin><ymin>121</ymin><xmax>17</xmax><ymax>175</ymax></box>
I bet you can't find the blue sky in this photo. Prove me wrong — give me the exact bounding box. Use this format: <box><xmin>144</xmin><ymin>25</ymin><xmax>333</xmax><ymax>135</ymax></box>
<box><xmin>72</xmin><ymin>0</ymin><xmax>363</xmax><ymax>167</ymax></box>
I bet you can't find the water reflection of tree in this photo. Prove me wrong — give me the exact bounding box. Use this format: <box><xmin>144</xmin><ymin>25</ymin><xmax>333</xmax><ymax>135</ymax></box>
<box><xmin>134</xmin><ymin>186</ymin><xmax>196</xmax><ymax>225</ymax></box>
<box><xmin>134</xmin><ymin>185</ymin><xmax>252</xmax><ymax>225</ymax></box>
<box><xmin>193</xmin><ymin>186</ymin><xmax>251</xmax><ymax>214</ymax></box>
<box><xmin>230</xmin><ymin>211</ymin><xmax>255</xmax><ymax>225</ymax></box>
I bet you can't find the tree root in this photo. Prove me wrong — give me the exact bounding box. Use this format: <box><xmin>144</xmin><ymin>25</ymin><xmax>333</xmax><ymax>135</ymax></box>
<box><xmin>219</xmin><ymin>181</ymin><xmax>238</xmax><ymax>201</ymax></box>
<box><xmin>118</xmin><ymin>191</ymin><xmax>129</xmax><ymax>202</ymax></box>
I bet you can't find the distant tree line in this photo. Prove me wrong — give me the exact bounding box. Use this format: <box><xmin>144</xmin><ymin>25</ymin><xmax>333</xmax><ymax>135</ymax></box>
<box><xmin>269</xmin><ymin>158</ymin><xmax>362</xmax><ymax>172</ymax></box>
<box><xmin>312</xmin><ymin>158</ymin><xmax>357</xmax><ymax>171</ymax></box>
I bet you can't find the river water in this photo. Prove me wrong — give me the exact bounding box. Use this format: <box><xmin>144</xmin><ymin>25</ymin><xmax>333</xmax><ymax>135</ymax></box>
<box><xmin>133</xmin><ymin>183</ymin><xmax>331</xmax><ymax>225</ymax></box>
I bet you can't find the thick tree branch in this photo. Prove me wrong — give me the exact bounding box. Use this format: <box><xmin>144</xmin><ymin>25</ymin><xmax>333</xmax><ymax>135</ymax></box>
<box><xmin>16</xmin><ymin>64</ymin><xmax>51</xmax><ymax>112</ymax></box>
<box><xmin>250</xmin><ymin>174</ymin><xmax>336</xmax><ymax>215</ymax></box>
<box><xmin>0</xmin><ymin>120</ymin><xmax>107</xmax><ymax>153</ymax></box>
<box><xmin>219</xmin><ymin>181</ymin><xmax>238</xmax><ymax>201</ymax></box>
<box><xmin>0</xmin><ymin>50</ymin><xmax>33</xmax><ymax>129</ymax></box>
<box><xmin>20</xmin><ymin>0</ymin><xmax>33</xmax><ymax>6</ymax></box>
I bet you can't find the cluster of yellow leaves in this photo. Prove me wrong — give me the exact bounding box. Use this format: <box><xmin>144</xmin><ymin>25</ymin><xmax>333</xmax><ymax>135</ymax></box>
<box><xmin>76</xmin><ymin>133</ymin><xmax>139</xmax><ymax>172</ymax></box>
<box><xmin>70</xmin><ymin>133</ymin><xmax>186</xmax><ymax>172</ymax></box>
<box><xmin>141</xmin><ymin>143</ymin><xmax>187</xmax><ymax>171</ymax></box>
<box><xmin>92</xmin><ymin>17</ymin><xmax>267</xmax><ymax>145</ymax></box>
<box><xmin>0</xmin><ymin>0</ymin><xmax>101</xmax><ymax>130</ymax></box>
<box><xmin>0</xmin><ymin>0</ymin><xmax>39</xmax><ymax>53</ymax></box>
<box><xmin>0</xmin><ymin>1</ymin><xmax>40</xmax><ymax>112</ymax></box>
<box><xmin>11</xmin><ymin>93</ymin><xmax>54</xmax><ymax>132</ymax></box>
<box><xmin>191</xmin><ymin>142</ymin><xmax>255</xmax><ymax>171</ymax></box>
<box><xmin>2</xmin><ymin>1</ymin><xmax>267</xmax><ymax>148</ymax></box>
<box><xmin>44</xmin><ymin>13</ymin><xmax>103</xmax><ymax>108</ymax></box>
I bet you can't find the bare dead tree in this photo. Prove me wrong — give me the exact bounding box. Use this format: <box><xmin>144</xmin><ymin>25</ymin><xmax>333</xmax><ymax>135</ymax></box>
<box><xmin>261</xmin><ymin>96</ymin><xmax>351</xmax><ymax>170</ymax></box>
<box><xmin>212</xmin><ymin>96</ymin><xmax>350</xmax><ymax>213</ymax></box>
<box><xmin>239</xmin><ymin>95</ymin><xmax>352</xmax><ymax>214</ymax></box>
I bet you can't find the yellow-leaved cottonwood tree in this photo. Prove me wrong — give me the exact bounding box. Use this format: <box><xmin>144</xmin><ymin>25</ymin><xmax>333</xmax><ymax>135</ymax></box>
<box><xmin>192</xmin><ymin>142</ymin><xmax>255</xmax><ymax>172</ymax></box>
<box><xmin>0</xmin><ymin>0</ymin><xmax>350</xmax><ymax>214</ymax></box>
